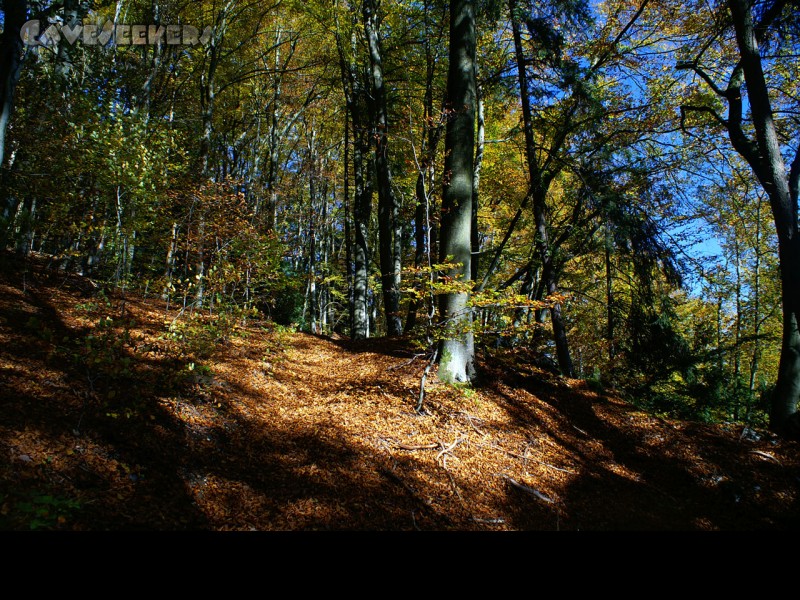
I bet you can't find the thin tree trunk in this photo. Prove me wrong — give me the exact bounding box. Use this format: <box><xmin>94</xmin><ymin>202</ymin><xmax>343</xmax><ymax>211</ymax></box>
<box><xmin>605</xmin><ymin>237</ymin><xmax>615</xmax><ymax>362</ymax></box>
<box><xmin>405</xmin><ymin>20</ymin><xmax>445</xmax><ymax>334</ymax></box>
<box><xmin>343</xmin><ymin>107</ymin><xmax>354</xmax><ymax>336</ymax></box>
<box><xmin>163</xmin><ymin>221</ymin><xmax>179</xmax><ymax>299</ymax></box>
<box><xmin>471</xmin><ymin>84</ymin><xmax>484</xmax><ymax>284</ymax></box>
<box><xmin>363</xmin><ymin>0</ymin><xmax>402</xmax><ymax>337</ymax></box>
<box><xmin>335</xmin><ymin>22</ymin><xmax>373</xmax><ymax>340</ymax></box>
<box><xmin>733</xmin><ymin>239</ymin><xmax>743</xmax><ymax>420</ymax></box>
<box><xmin>748</xmin><ymin>196</ymin><xmax>763</xmax><ymax>420</ymax></box>
<box><xmin>510</xmin><ymin>0</ymin><xmax>574</xmax><ymax>377</ymax></box>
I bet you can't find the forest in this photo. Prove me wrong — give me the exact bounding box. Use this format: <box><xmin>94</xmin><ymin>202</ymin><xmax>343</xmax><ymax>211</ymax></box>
<box><xmin>0</xmin><ymin>0</ymin><xmax>798</xmax><ymax>530</ymax></box>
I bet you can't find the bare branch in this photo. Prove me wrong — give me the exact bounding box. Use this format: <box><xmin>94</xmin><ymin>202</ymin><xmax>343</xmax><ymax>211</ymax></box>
<box><xmin>676</xmin><ymin>61</ymin><xmax>729</xmax><ymax>98</ymax></box>
<box><xmin>499</xmin><ymin>475</ymin><xmax>555</xmax><ymax>504</ymax></box>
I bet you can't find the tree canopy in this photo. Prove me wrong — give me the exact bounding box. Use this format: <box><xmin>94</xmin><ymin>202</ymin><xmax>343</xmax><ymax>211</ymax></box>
<box><xmin>1</xmin><ymin>0</ymin><xmax>798</xmax><ymax>433</ymax></box>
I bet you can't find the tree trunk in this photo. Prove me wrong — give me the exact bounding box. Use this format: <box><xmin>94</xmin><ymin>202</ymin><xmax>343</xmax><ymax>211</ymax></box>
<box><xmin>727</xmin><ymin>0</ymin><xmax>800</xmax><ymax>433</ymax></box>
<box><xmin>343</xmin><ymin>107</ymin><xmax>354</xmax><ymax>336</ymax></box>
<box><xmin>335</xmin><ymin>23</ymin><xmax>373</xmax><ymax>341</ymax></box>
<box><xmin>438</xmin><ymin>0</ymin><xmax>476</xmax><ymax>383</ymax></box>
<box><xmin>351</xmin><ymin>115</ymin><xmax>373</xmax><ymax>340</ymax></box>
<box><xmin>363</xmin><ymin>0</ymin><xmax>402</xmax><ymax>337</ymax></box>
<box><xmin>605</xmin><ymin>238</ymin><xmax>615</xmax><ymax>363</ymax></box>
<box><xmin>405</xmin><ymin>16</ymin><xmax>445</xmax><ymax>334</ymax></box>
<box><xmin>0</xmin><ymin>0</ymin><xmax>26</xmax><ymax>169</ymax></box>
<box><xmin>471</xmin><ymin>84</ymin><xmax>484</xmax><ymax>284</ymax></box>
<box><xmin>748</xmin><ymin>196</ymin><xmax>763</xmax><ymax>417</ymax></box>
<box><xmin>510</xmin><ymin>0</ymin><xmax>574</xmax><ymax>377</ymax></box>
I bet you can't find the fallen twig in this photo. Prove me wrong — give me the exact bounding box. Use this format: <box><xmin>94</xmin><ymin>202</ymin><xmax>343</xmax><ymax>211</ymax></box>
<box><xmin>411</xmin><ymin>510</ymin><xmax>421</xmax><ymax>531</ymax></box>
<box><xmin>459</xmin><ymin>411</ymin><xmax>488</xmax><ymax>437</ymax></box>
<box><xmin>499</xmin><ymin>474</ymin><xmax>555</xmax><ymax>504</ymax></box>
<box><xmin>379</xmin><ymin>466</ymin><xmax>454</xmax><ymax>528</ymax></box>
<box><xmin>475</xmin><ymin>440</ymin><xmax>578</xmax><ymax>475</ymax></box>
<box><xmin>472</xmin><ymin>517</ymin><xmax>505</xmax><ymax>525</ymax></box>
<box><xmin>399</xmin><ymin>442</ymin><xmax>439</xmax><ymax>451</ymax></box>
<box><xmin>436</xmin><ymin>436</ymin><xmax>462</xmax><ymax>465</ymax></box>
<box><xmin>416</xmin><ymin>347</ymin><xmax>438</xmax><ymax>413</ymax></box>
<box><xmin>539</xmin><ymin>462</ymin><xmax>576</xmax><ymax>475</ymax></box>
<box><xmin>750</xmin><ymin>450</ymin><xmax>781</xmax><ymax>464</ymax></box>
<box><xmin>443</xmin><ymin>466</ymin><xmax>464</xmax><ymax>503</ymax></box>
<box><xmin>380</xmin><ymin>436</ymin><xmax>439</xmax><ymax>451</ymax></box>
<box><xmin>387</xmin><ymin>353</ymin><xmax>426</xmax><ymax>371</ymax></box>
<box><xmin>506</xmin><ymin>449</ymin><xmax>577</xmax><ymax>475</ymax></box>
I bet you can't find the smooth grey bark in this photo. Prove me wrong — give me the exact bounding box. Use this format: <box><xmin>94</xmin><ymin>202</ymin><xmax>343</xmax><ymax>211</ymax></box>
<box><xmin>748</xmin><ymin>195</ymin><xmax>763</xmax><ymax>417</ymax></box>
<box><xmin>351</xmin><ymin>106</ymin><xmax>373</xmax><ymax>340</ymax></box>
<box><xmin>335</xmin><ymin>22</ymin><xmax>373</xmax><ymax>340</ymax></box>
<box><xmin>512</xmin><ymin>260</ymin><xmax>534</xmax><ymax>332</ymax></box>
<box><xmin>438</xmin><ymin>0</ymin><xmax>476</xmax><ymax>383</ymax></box>
<box><xmin>265</xmin><ymin>27</ymin><xmax>287</xmax><ymax>231</ymax></box>
<box><xmin>363</xmin><ymin>0</ymin><xmax>402</xmax><ymax>337</ymax></box>
<box><xmin>404</xmin><ymin>171</ymin><xmax>429</xmax><ymax>335</ymax></box>
<box><xmin>344</xmin><ymin>108</ymin><xmax>354</xmax><ymax>334</ymax></box>
<box><xmin>0</xmin><ymin>0</ymin><xmax>26</xmax><ymax>252</ymax></box>
<box><xmin>55</xmin><ymin>0</ymin><xmax>81</xmax><ymax>82</ymax></box>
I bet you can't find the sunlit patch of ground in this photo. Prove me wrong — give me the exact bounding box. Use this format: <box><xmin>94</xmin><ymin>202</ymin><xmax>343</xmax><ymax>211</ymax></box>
<box><xmin>1</xmin><ymin>255</ymin><xmax>798</xmax><ymax>530</ymax></box>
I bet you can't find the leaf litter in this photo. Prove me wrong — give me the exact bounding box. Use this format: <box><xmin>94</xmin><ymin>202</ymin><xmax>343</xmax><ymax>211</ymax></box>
<box><xmin>0</xmin><ymin>256</ymin><xmax>798</xmax><ymax>530</ymax></box>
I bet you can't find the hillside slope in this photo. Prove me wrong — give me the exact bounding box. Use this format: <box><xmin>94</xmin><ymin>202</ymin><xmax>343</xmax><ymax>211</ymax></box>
<box><xmin>1</xmin><ymin>256</ymin><xmax>798</xmax><ymax>530</ymax></box>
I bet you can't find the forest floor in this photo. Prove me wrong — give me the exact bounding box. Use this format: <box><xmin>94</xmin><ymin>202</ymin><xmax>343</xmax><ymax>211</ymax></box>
<box><xmin>1</xmin><ymin>254</ymin><xmax>799</xmax><ymax>531</ymax></box>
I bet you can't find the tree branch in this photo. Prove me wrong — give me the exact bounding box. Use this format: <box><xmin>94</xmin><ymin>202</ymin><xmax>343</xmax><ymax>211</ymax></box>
<box><xmin>680</xmin><ymin>104</ymin><xmax>728</xmax><ymax>129</ymax></box>
<box><xmin>790</xmin><ymin>144</ymin><xmax>800</xmax><ymax>207</ymax></box>
<box><xmin>676</xmin><ymin>61</ymin><xmax>728</xmax><ymax>98</ymax></box>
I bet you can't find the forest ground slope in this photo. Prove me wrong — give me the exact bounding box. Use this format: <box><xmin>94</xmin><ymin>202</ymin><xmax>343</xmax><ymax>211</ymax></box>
<box><xmin>1</xmin><ymin>254</ymin><xmax>798</xmax><ymax>530</ymax></box>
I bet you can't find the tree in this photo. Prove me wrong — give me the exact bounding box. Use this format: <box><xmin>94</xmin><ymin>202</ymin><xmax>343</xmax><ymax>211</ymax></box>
<box><xmin>362</xmin><ymin>0</ymin><xmax>403</xmax><ymax>337</ymax></box>
<box><xmin>0</xmin><ymin>0</ymin><xmax>26</xmax><ymax>169</ymax></box>
<box><xmin>333</xmin><ymin>0</ymin><xmax>375</xmax><ymax>340</ymax></box>
<box><xmin>438</xmin><ymin>0</ymin><xmax>476</xmax><ymax>383</ymax></box>
<box><xmin>677</xmin><ymin>0</ymin><xmax>800</xmax><ymax>433</ymax></box>
<box><xmin>506</xmin><ymin>0</ymin><xmax>576</xmax><ymax>377</ymax></box>
<box><xmin>403</xmin><ymin>0</ymin><xmax>448</xmax><ymax>335</ymax></box>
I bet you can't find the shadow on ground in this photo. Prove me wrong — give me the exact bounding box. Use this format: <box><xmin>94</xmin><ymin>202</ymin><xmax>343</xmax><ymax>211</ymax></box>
<box><xmin>1</xmin><ymin>254</ymin><xmax>798</xmax><ymax>530</ymax></box>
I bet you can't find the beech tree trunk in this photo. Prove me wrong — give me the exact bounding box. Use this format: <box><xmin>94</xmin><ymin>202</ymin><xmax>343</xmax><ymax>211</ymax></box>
<box><xmin>438</xmin><ymin>0</ymin><xmax>476</xmax><ymax>383</ymax></box>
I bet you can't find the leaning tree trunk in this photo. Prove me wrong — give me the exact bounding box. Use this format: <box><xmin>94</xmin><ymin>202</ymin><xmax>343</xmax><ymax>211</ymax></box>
<box><xmin>438</xmin><ymin>0</ymin><xmax>476</xmax><ymax>383</ymax></box>
<box><xmin>727</xmin><ymin>0</ymin><xmax>800</xmax><ymax>433</ymax></box>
